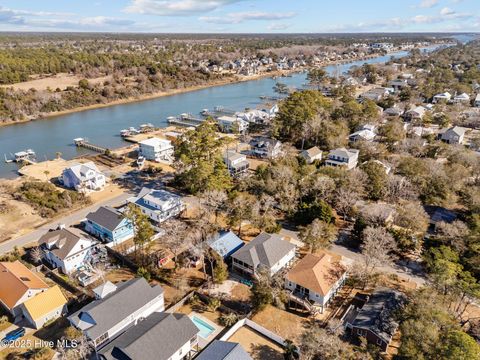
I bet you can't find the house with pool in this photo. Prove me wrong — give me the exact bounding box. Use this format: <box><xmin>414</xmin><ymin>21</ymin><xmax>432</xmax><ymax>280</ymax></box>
<box><xmin>84</xmin><ymin>206</ymin><xmax>134</xmax><ymax>246</ymax></box>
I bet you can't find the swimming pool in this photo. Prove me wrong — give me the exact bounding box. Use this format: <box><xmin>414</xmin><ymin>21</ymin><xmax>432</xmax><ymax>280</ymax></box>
<box><xmin>192</xmin><ymin>316</ymin><xmax>216</xmax><ymax>338</ymax></box>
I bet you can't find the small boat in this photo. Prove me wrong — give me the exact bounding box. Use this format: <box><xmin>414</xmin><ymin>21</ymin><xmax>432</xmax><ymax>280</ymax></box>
<box><xmin>14</xmin><ymin>149</ymin><xmax>36</xmax><ymax>163</ymax></box>
<box><xmin>201</xmin><ymin>109</ymin><xmax>209</xmax><ymax>116</ymax></box>
<box><xmin>120</xmin><ymin>129</ymin><xmax>130</xmax><ymax>137</ymax></box>
<box><xmin>128</xmin><ymin>127</ymin><xmax>140</xmax><ymax>134</ymax></box>
<box><xmin>167</xmin><ymin>116</ymin><xmax>177</xmax><ymax>123</ymax></box>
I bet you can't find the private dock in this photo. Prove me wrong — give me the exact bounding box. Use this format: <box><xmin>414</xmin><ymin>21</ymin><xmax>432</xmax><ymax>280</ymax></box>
<box><xmin>167</xmin><ymin>114</ymin><xmax>204</xmax><ymax>128</ymax></box>
<box><xmin>73</xmin><ymin>138</ymin><xmax>107</xmax><ymax>153</ymax></box>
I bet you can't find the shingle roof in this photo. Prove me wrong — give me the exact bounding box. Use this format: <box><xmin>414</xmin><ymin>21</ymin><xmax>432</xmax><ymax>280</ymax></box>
<box><xmin>231</xmin><ymin>233</ymin><xmax>295</xmax><ymax>270</ymax></box>
<box><xmin>352</xmin><ymin>287</ymin><xmax>405</xmax><ymax>343</ymax></box>
<box><xmin>99</xmin><ymin>313</ymin><xmax>199</xmax><ymax>360</ymax></box>
<box><xmin>329</xmin><ymin>148</ymin><xmax>359</xmax><ymax>159</ymax></box>
<box><xmin>196</xmin><ymin>340</ymin><xmax>252</xmax><ymax>360</ymax></box>
<box><xmin>38</xmin><ymin>228</ymin><xmax>94</xmax><ymax>261</ymax></box>
<box><xmin>69</xmin><ymin>278</ymin><xmax>164</xmax><ymax>340</ymax></box>
<box><xmin>0</xmin><ymin>261</ymin><xmax>48</xmax><ymax>309</ymax></box>
<box><xmin>301</xmin><ymin>147</ymin><xmax>322</xmax><ymax>158</ymax></box>
<box><xmin>86</xmin><ymin>206</ymin><xmax>127</xmax><ymax>232</ymax></box>
<box><xmin>22</xmin><ymin>285</ymin><xmax>67</xmax><ymax>320</ymax></box>
<box><xmin>286</xmin><ymin>253</ymin><xmax>346</xmax><ymax>296</ymax></box>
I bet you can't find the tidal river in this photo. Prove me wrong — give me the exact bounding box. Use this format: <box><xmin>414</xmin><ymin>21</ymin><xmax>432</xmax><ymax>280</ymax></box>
<box><xmin>0</xmin><ymin>48</ymin><xmax>439</xmax><ymax>178</ymax></box>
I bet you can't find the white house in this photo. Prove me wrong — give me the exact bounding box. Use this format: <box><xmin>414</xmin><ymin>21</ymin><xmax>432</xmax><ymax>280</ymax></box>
<box><xmin>452</xmin><ymin>93</ymin><xmax>470</xmax><ymax>104</ymax></box>
<box><xmin>38</xmin><ymin>228</ymin><xmax>99</xmax><ymax>274</ymax></box>
<box><xmin>285</xmin><ymin>253</ymin><xmax>346</xmax><ymax>313</ymax></box>
<box><xmin>404</xmin><ymin>106</ymin><xmax>426</xmax><ymax>121</ymax></box>
<box><xmin>127</xmin><ymin>187</ymin><xmax>185</xmax><ymax>224</ymax></box>
<box><xmin>349</xmin><ymin>125</ymin><xmax>376</xmax><ymax>142</ymax></box>
<box><xmin>139</xmin><ymin>137</ymin><xmax>174</xmax><ymax>163</ymax></box>
<box><xmin>250</xmin><ymin>138</ymin><xmax>282</xmax><ymax>159</ymax></box>
<box><xmin>439</xmin><ymin>126</ymin><xmax>467</xmax><ymax>145</ymax></box>
<box><xmin>231</xmin><ymin>233</ymin><xmax>296</xmax><ymax>276</ymax></box>
<box><xmin>300</xmin><ymin>147</ymin><xmax>323</xmax><ymax>164</ymax></box>
<box><xmin>62</xmin><ymin>162</ymin><xmax>106</xmax><ymax>193</ymax></box>
<box><xmin>98</xmin><ymin>313</ymin><xmax>199</xmax><ymax>360</ymax></box>
<box><xmin>68</xmin><ymin>278</ymin><xmax>165</xmax><ymax>348</ymax></box>
<box><xmin>217</xmin><ymin>116</ymin><xmax>249</xmax><ymax>133</ymax></box>
<box><xmin>325</xmin><ymin>148</ymin><xmax>359</xmax><ymax>170</ymax></box>
<box><xmin>224</xmin><ymin>151</ymin><xmax>249</xmax><ymax>176</ymax></box>
<box><xmin>433</xmin><ymin>92</ymin><xmax>452</xmax><ymax>103</ymax></box>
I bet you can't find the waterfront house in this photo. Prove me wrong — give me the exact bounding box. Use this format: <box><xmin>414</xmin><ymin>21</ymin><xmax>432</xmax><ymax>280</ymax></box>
<box><xmin>85</xmin><ymin>206</ymin><xmax>134</xmax><ymax>246</ymax></box>
<box><xmin>452</xmin><ymin>93</ymin><xmax>470</xmax><ymax>104</ymax></box>
<box><xmin>127</xmin><ymin>187</ymin><xmax>184</xmax><ymax>224</ymax></box>
<box><xmin>285</xmin><ymin>253</ymin><xmax>346</xmax><ymax>314</ymax></box>
<box><xmin>223</xmin><ymin>151</ymin><xmax>250</xmax><ymax>176</ymax></box>
<box><xmin>438</xmin><ymin>126</ymin><xmax>467</xmax><ymax>145</ymax></box>
<box><xmin>432</xmin><ymin>92</ymin><xmax>452</xmax><ymax>103</ymax></box>
<box><xmin>231</xmin><ymin>233</ymin><xmax>296</xmax><ymax>276</ymax></box>
<box><xmin>20</xmin><ymin>285</ymin><xmax>68</xmax><ymax>329</ymax></box>
<box><xmin>197</xmin><ymin>340</ymin><xmax>252</xmax><ymax>360</ymax></box>
<box><xmin>38</xmin><ymin>227</ymin><xmax>99</xmax><ymax>274</ymax></box>
<box><xmin>300</xmin><ymin>146</ymin><xmax>322</xmax><ymax>164</ymax></box>
<box><xmin>208</xmin><ymin>231</ymin><xmax>245</xmax><ymax>260</ymax></box>
<box><xmin>139</xmin><ymin>137</ymin><xmax>174</xmax><ymax>163</ymax></box>
<box><xmin>346</xmin><ymin>288</ymin><xmax>405</xmax><ymax>352</ymax></box>
<box><xmin>0</xmin><ymin>261</ymin><xmax>49</xmax><ymax>319</ymax></box>
<box><xmin>68</xmin><ymin>278</ymin><xmax>165</xmax><ymax>348</ymax></box>
<box><xmin>0</xmin><ymin>261</ymin><xmax>67</xmax><ymax>328</ymax></box>
<box><xmin>62</xmin><ymin>161</ymin><xmax>106</xmax><ymax>193</ymax></box>
<box><xmin>217</xmin><ymin>116</ymin><xmax>249</xmax><ymax>133</ymax></box>
<box><xmin>475</xmin><ymin>94</ymin><xmax>480</xmax><ymax>107</ymax></box>
<box><xmin>325</xmin><ymin>148</ymin><xmax>359</xmax><ymax>170</ymax></box>
<box><xmin>250</xmin><ymin>137</ymin><xmax>282</xmax><ymax>159</ymax></box>
<box><xmin>98</xmin><ymin>312</ymin><xmax>199</xmax><ymax>360</ymax></box>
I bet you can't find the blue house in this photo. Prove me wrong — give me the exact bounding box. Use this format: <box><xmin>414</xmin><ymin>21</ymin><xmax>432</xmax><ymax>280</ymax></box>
<box><xmin>208</xmin><ymin>231</ymin><xmax>244</xmax><ymax>260</ymax></box>
<box><xmin>85</xmin><ymin>206</ymin><xmax>134</xmax><ymax>246</ymax></box>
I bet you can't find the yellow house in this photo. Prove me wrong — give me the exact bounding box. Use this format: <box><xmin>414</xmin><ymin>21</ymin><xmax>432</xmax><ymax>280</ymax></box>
<box><xmin>20</xmin><ymin>285</ymin><xmax>68</xmax><ymax>329</ymax></box>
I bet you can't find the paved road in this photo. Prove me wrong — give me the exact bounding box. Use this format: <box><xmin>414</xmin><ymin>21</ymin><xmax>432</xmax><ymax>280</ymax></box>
<box><xmin>0</xmin><ymin>192</ymin><xmax>132</xmax><ymax>255</ymax></box>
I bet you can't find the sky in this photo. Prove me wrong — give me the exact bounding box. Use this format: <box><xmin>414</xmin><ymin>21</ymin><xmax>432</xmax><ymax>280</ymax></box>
<box><xmin>0</xmin><ymin>0</ymin><xmax>479</xmax><ymax>33</ymax></box>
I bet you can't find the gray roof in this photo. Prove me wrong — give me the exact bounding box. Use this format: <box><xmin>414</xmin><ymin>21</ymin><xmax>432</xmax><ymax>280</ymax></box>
<box><xmin>352</xmin><ymin>287</ymin><xmax>405</xmax><ymax>343</ymax></box>
<box><xmin>69</xmin><ymin>278</ymin><xmax>164</xmax><ymax>341</ymax></box>
<box><xmin>301</xmin><ymin>146</ymin><xmax>322</xmax><ymax>158</ymax></box>
<box><xmin>231</xmin><ymin>233</ymin><xmax>295</xmax><ymax>270</ymax></box>
<box><xmin>38</xmin><ymin>228</ymin><xmax>95</xmax><ymax>260</ymax></box>
<box><xmin>99</xmin><ymin>313</ymin><xmax>198</xmax><ymax>360</ymax></box>
<box><xmin>329</xmin><ymin>148</ymin><xmax>359</xmax><ymax>159</ymax></box>
<box><xmin>196</xmin><ymin>341</ymin><xmax>252</xmax><ymax>360</ymax></box>
<box><xmin>86</xmin><ymin>206</ymin><xmax>128</xmax><ymax>232</ymax></box>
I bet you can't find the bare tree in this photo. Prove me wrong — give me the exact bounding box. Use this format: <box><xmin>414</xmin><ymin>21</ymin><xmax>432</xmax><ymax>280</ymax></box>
<box><xmin>299</xmin><ymin>219</ymin><xmax>337</xmax><ymax>253</ymax></box>
<box><xmin>161</xmin><ymin>219</ymin><xmax>190</xmax><ymax>269</ymax></box>
<box><xmin>30</xmin><ymin>246</ymin><xmax>43</xmax><ymax>264</ymax></box>
<box><xmin>199</xmin><ymin>189</ymin><xmax>228</xmax><ymax>223</ymax></box>
<box><xmin>334</xmin><ymin>188</ymin><xmax>358</xmax><ymax>220</ymax></box>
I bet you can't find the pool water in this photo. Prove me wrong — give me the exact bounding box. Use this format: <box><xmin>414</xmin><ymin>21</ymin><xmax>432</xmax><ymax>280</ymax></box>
<box><xmin>192</xmin><ymin>316</ymin><xmax>215</xmax><ymax>338</ymax></box>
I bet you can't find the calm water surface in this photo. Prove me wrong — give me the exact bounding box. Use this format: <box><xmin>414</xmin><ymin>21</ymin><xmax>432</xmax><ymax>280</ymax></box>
<box><xmin>0</xmin><ymin>48</ymin><xmax>438</xmax><ymax>178</ymax></box>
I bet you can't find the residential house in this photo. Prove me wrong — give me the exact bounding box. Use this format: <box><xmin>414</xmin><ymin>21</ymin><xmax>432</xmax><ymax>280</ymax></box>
<box><xmin>360</xmin><ymin>88</ymin><xmax>389</xmax><ymax>102</ymax></box>
<box><xmin>250</xmin><ymin>138</ymin><xmax>282</xmax><ymax>159</ymax></box>
<box><xmin>139</xmin><ymin>138</ymin><xmax>174</xmax><ymax>163</ymax></box>
<box><xmin>0</xmin><ymin>261</ymin><xmax>49</xmax><ymax>318</ymax></box>
<box><xmin>438</xmin><ymin>126</ymin><xmax>467</xmax><ymax>145</ymax></box>
<box><xmin>38</xmin><ymin>228</ymin><xmax>99</xmax><ymax>274</ymax></box>
<box><xmin>0</xmin><ymin>261</ymin><xmax>67</xmax><ymax>327</ymax></box>
<box><xmin>452</xmin><ymin>93</ymin><xmax>470</xmax><ymax>104</ymax></box>
<box><xmin>388</xmin><ymin>79</ymin><xmax>408</xmax><ymax>92</ymax></box>
<box><xmin>325</xmin><ymin>148</ymin><xmax>359</xmax><ymax>170</ymax></box>
<box><xmin>349</xmin><ymin>125</ymin><xmax>376</xmax><ymax>142</ymax></box>
<box><xmin>217</xmin><ymin>116</ymin><xmax>249</xmax><ymax>133</ymax></box>
<box><xmin>127</xmin><ymin>187</ymin><xmax>184</xmax><ymax>224</ymax></box>
<box><xmin>68</xmin><ymin>278</ymin><xmax>165</xmax><ymax>348</ymax></box>
<box><xmin>231</xmin><ymin>233</ymin><xmax>296</xmax><ymax>276</ymax></box>
<box><xmin>384</xmin><ymin>106</ymin><xmax>404</xmax><ymax>117</ymax></box>
<box><xmin>475</xmin><ymin>94</ymin><xmax>480</xmax><ymax>107</ymax></box>
<box><xmin>62</xmin><ymin>162</ymin><xmax>106</xmax><ymax>193</ymax></box>
<box><xmin>432</xmin><ymin>92</ymin><xmax>452</xmax><ymax>103</ymax></box>
<box><xmin>223</xmin><ymin>151</ymin><xmax>250</xmax><ymax>176</ymax></box>
<box><xmin>404</xmin><ymin>106</ymin><xmax>426</xmax><ymax>121</ymax></box>
<box><xmin>300</xmin><ymin>147</ymin><xmax>322</xmax><ymax>164</ymax></box>
<box><xmin>208</xmin><ymin>231</ymin><xmax>245</xmax><ymax>260</ymax></box>
<box><xmin>85</xmin><ymin>206</ymin><xmax>134</xmax><ymax>246</ymax></box>
<box><xmin>197</xmin><ymin>340</ymin><xmax>252</xmax><ymax>360</ymax></box>
<box><xmin>98</xmin><ymin>313</ymin><xmax>199</xmax><ymax>360</ymax></box>
<box><xmin>347</xmin><ymin>288</ymin><xmax>405</xmax><ymax>351</ymax></box>
<box><xmin>20</xmin><ymin>285</ymin><xmax>68</xmax><ymax>329</ymax></box>
<box><xmin>285</xmin><ymin>253</ymin><xmax>347</xmax><ymax>313</ymax></box>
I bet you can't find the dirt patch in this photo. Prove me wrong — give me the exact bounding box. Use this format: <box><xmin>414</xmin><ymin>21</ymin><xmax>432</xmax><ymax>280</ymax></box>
<box><xmin>231</xmin><ymin>283</ymin><xmax>251</xmax><ymax>302</ymax></box>
<box><xmin>0</xmin><ymin>73</ymin><xmax>110</xmax><ymax>92</ymax></box>
<box><xmin>227</xmin><ymin>326</ymin><xmax>284</xmax><ymax>360</ymax></box>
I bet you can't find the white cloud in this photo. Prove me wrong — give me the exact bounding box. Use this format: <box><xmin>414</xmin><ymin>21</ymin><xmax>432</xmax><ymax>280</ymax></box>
<box><xmin>418</xmin><ymin>0</ymin><xmax>439</xmax><ymax>8</ymax></box>
<box><xmin>201</xmin><ymin>11</ymin><xmax>296</xmax><ymax>24</ymax></box>
<box><xmin>268</xmin><ymin>23</ymin><xmax>290</xmax><ymax>31</ymax></box>
<box><xmin>440</xmin><ymin>7</ymin><xmax>455</xmax><ymax>15</ymax></box>
<box><xmin>124</xmin><ymin>0</ymin><xmax>246</xmax><ymax>16</ymax></box>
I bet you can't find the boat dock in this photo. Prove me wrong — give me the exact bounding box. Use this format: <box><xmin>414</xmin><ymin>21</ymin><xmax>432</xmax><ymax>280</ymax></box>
<box><xmin>167</xmin><ymin>114</ymin><xmax>204</xmax><ymax>128</ymax></box>
<box><xmin>73</xmin><ymin>138</ymin><xmax>107</xmax><ymax>153</ymax></box>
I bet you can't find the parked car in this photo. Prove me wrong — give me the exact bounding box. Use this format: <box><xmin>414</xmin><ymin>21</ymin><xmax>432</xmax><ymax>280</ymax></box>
<box><xmin>2</xmin><ymin>327</ymin><xmax>25</xmax><ymax>342</ymax></box>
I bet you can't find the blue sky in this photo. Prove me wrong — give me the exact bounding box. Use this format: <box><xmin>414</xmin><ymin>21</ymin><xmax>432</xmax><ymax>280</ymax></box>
<box><xmin>0</xmin><ymin>0</ymin><xmax>478</xmax><ymax>33</ymax></box>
